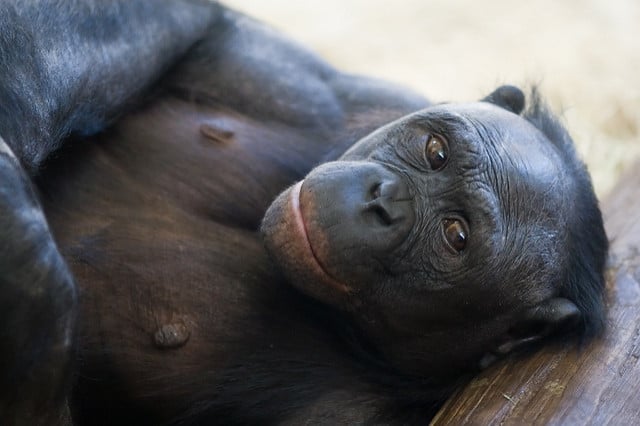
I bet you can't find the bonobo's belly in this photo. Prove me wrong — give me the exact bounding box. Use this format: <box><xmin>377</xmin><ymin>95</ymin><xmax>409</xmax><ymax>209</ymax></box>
<box><xmin>37</xmin><ymin>97</ymin><xmax>312</xmax><ymax>415</ymax></box>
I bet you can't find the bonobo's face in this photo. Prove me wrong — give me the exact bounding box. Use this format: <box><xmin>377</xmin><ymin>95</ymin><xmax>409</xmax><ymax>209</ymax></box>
<box><xmin>262</xmin><ymin>91</ymin><xmax>590</xmax><ymax>378</ymax></box>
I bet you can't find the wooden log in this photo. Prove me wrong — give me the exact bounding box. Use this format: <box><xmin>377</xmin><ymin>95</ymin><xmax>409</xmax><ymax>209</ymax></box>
<box><xmin>431</xmin><ymin>164</ymin><xmax>640</xmax><ymax>425</ymax></box>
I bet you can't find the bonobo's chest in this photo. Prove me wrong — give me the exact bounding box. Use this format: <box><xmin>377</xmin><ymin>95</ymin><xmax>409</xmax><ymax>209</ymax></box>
<box><xmin>35</xmin><ymin>96</ymin><xmax>316</xmax><ymax>409</ymax></box>
<box><xmin>76</xmin><ymin>97</ymin><xmax>335</xmax><ymax>228</ymax></box>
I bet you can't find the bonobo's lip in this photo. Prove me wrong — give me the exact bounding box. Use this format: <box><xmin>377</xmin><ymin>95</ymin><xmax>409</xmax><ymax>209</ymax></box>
<box><xmin>290</xmin><ymin>181</ymin><xmax>351</xmax><ymax>293</ymax></box>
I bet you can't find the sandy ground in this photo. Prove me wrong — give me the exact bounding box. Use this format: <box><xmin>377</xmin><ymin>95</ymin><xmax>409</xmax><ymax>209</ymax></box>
<box><xmin>224</xmin><ymin>0</ymin><xmax>640</xmax><ymax>197</ymax></box>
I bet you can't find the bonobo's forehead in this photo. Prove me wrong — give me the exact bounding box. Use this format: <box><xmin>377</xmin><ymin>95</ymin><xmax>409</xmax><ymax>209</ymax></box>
<box><xmin>417</xmin><ymin>102</ymin><xmax>570</xmax><ymax>221</ymax></box>
<box><xmin>448</xmin><ymin>105</ymin><xmax>564</xmax><ymax>204</ymax></box>
<box><xmin>429</xmin><ymin>102</ymin><xmax>565</xmax><ymax>183</ymax></box>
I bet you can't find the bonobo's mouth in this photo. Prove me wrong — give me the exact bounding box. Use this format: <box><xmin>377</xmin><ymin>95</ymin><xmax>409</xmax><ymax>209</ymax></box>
<box><xmin>290</xmin><ymin>181</ymin><xmax>350</xmax><ymax>293</ymax></box>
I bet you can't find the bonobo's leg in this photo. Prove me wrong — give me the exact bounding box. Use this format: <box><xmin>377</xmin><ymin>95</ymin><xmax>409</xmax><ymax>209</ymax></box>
<box><xmin>0</xmin><ymin>0</ymin><xmax>219</xmax><ymax>174</ymax></box>
<box><xmin>0</xmin><ymin>139</ymin><xmax>75</xmax><ymax>425</ymax></box>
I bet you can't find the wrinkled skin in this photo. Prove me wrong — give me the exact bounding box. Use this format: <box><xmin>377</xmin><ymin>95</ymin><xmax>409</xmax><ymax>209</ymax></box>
<box><xmin>262</xmin><ymin>99</ymin><xmax>581</xmax><ymax>378</ymax></box>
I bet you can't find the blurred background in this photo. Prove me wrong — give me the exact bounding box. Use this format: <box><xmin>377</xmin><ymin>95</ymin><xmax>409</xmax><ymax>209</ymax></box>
<box><xmin>225</xmin><ymin>0</ymin><xmax>639</xmax><ymax>197</ymax></box>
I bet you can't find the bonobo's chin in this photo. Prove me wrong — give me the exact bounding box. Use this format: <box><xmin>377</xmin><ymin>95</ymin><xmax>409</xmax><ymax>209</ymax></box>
<box><xmin>261</xmin><ymin>181</ymin><xmax>351</xmax><ymax>308</ymax></box>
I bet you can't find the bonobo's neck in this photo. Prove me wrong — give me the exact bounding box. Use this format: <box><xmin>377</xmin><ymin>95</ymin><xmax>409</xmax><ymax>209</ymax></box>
<box><xmin>186</xmin><ymin>277</ymin><xmax>456</xmax><ymax>424</ymax></box>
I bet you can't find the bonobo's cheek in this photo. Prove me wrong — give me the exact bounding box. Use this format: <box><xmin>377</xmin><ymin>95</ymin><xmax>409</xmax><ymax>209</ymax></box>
<box><xmin>261</xmin><ymin>181</ymin><xmax>351</xmax><ymax>308</ymax></box>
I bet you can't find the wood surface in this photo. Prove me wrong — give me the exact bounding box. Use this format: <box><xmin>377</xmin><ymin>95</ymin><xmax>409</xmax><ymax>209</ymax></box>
<box><xmin>431</xmin><ymin>164</ymin><xmax>640</xmax><ymax>425</ymax></box>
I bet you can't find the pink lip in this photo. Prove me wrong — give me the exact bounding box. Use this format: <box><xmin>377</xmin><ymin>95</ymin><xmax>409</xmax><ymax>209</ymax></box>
<box><xmin>290</xmin><ymin>181</ymin><xmax>350</xmax><ymax>293</ymax></box>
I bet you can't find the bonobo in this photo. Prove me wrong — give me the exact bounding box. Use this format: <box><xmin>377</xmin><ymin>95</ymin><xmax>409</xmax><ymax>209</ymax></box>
<box><xmin>0</xmin><ymin>1</ymin><xmax>607</xmax><ymax>425</ymax></box>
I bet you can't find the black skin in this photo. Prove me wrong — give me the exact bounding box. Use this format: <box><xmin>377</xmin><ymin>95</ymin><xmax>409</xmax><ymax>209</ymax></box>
<box><xmin>0</xmin><ymin>1</ymin><xmax>608</xmax><ymax>425</ymax></box>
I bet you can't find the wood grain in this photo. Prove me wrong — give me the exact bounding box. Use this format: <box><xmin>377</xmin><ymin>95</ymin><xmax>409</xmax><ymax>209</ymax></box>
<box><xmin>431</xmin><ymin>164</ymin><xmax>640</xmax><ymax>425</ymax></box>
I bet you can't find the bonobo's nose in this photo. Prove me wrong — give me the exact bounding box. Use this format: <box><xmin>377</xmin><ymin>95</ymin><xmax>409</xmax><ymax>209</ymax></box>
<box><xmin>299</xmin><ymin>161</ymin><xmax>414</xmax><ymax>253</ymax></box>
<box><xmin>364</xmin><ymin>180</ymin><xmax>408</xmax><ymax>226</ymax></box>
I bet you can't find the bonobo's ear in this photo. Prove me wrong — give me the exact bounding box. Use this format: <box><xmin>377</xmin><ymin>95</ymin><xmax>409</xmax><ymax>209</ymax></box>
<box><xmin>481</xmin><ymin>85</ymin><xmax>526</xmax><ymax>114</ymax></box>
<box><xmin>479</xmin><ymin>298</ymin><xmax>580</xmax><ymax>369</ymax></box>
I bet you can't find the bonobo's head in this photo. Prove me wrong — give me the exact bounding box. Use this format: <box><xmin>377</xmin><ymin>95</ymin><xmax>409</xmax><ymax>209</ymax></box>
<box><xmin>261</xmin><ymin>86</ymin><xmax>607</xmax><ymax>379</ymax></box>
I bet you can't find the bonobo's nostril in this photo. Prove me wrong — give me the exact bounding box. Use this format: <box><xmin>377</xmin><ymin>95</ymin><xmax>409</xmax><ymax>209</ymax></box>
<box><xmin>366</xmin><ymin>201</ymin><xmax>395</xmax><ymax>226</ymax></box>
<box><xmin>369</xmin><ymin>180</ymin><xmax>400</xmax><ymax>201</ymax></box>
<box><xmin>364</xmin><ymin>180</ymin><xmax>407</xmax><ymax>226</ymax></box>
<box><xmin>370</xmin><ymin>182</ymin><xmax>382</xmax><ymax>200</ymax></box>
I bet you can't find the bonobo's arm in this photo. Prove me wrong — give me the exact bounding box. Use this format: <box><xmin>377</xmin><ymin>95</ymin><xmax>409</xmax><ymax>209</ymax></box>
<box><xmin>0</xmin><ymin>138</ymin><xmax>76</xmax><ymax>424</ymax></box>
<box><xmin>0</xmin><ymin>0</ymin><xmax>219</xmax><ymax>174</ymax></box>
<box><xmin>162</xmin><ymin>7</ymin><xmax>429</xmax><ymax>161</ymax></box>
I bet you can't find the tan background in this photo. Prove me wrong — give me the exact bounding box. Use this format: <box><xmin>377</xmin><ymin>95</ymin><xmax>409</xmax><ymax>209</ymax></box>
<box><xmin>224</xmin><ymin>0</ymin><xmax>639</xmax><ymax>196</ymax></box>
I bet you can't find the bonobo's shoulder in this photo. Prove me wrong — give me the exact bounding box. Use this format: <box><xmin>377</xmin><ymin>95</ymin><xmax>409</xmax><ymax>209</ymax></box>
<box><xmin>163</xmin><ymin>5</ymin><xmax>342</xmax><ymax>126</ymax></box>
<box><xmin>162</xmin><ymin>4</ymin><xmax>429</xmax><ymax>131</ymax></box>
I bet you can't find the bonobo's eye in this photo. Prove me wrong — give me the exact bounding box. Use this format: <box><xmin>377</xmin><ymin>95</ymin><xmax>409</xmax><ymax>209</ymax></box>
<box><xmin>442</xmin><ymin>218</ymin><xmax>467</xmax><ymax>253</ymax></box>
<box><xmin>424</xmin><ymin>134</ymin><xmax>449</xmax><ymax>170</ymax></box>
